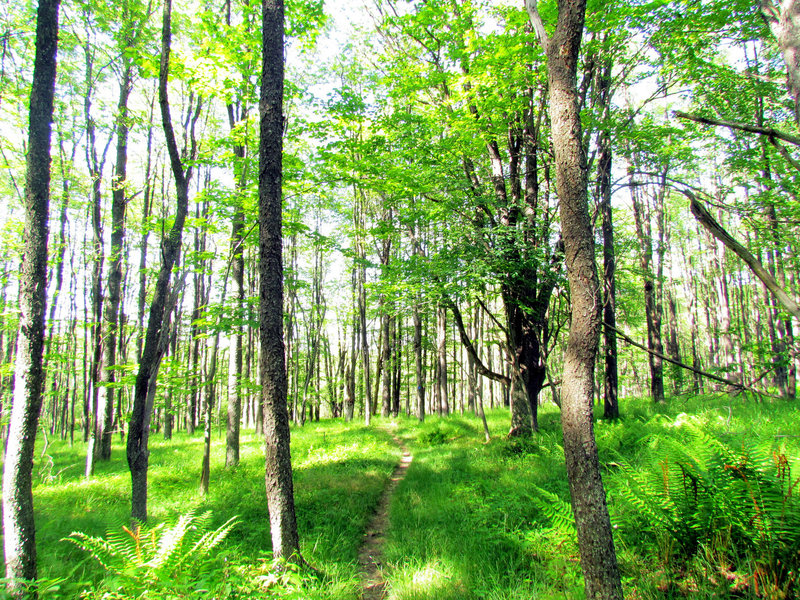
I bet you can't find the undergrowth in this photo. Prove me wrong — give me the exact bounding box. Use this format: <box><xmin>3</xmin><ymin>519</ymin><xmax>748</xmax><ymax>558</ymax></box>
<box><xmin>9</xmin><ymin>394</ymin><xmax>800</xmax><ymax>599</ymax></box>
<box><xmin>20</xmin><ymin>420</ymin><xmax>399</xmax><ymax>599</ymax></box>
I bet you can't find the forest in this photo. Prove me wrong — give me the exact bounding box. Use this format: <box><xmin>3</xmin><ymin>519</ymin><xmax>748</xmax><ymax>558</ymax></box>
<box><xmin>0</xmin><ymin>0</ymin><xmax>799</xmax><ymax>597</ymax></box>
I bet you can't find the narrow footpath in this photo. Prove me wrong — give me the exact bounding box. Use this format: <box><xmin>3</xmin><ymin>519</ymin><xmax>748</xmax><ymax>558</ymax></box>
<box><xmin>357</xmin><ymin>435</ymin><xmax>413</xmax><ymax>600</ymax></box>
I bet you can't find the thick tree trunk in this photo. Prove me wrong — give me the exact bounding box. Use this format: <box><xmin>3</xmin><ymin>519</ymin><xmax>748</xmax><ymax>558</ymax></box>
<box><xmin>527</xmin><ymin>0</ymin><xmax>623</xmax><ymax>596</ymax></box>
<box><xmin>2</xmin><ymin>0</ymin><xmax>59</xmax><ymax>592</ymax></box>
<box><xmin>260</xmin><ymin>0</ymin><xmax>302</xmax><ymax>561</ymax></box>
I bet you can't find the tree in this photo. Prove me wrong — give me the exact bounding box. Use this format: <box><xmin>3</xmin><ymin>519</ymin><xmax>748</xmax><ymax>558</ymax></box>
<box><xmin>260</xmin><ymin>0</ymin><xmax>302</xmax><ymax>562</ymax></box>
<box><xmin>127</xmin><ymin>0</ymin><xmax>200</xmax><ymax>523</ymax></box>
<box><xmin>2</xmin><ymin>0</ymin><xmax>59</xmax><ymax>594</ymax></box>
<box><xmin>527</xmin><ymin>0</ymin><xmax>623</xmax><ymax>596</ymax></box>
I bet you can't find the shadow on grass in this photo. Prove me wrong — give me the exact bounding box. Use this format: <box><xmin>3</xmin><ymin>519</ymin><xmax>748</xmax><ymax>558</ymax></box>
<box><xmin>25</xmin><ymin>420</ymin><xmax>402</xmax><ymax>593</ymax></box>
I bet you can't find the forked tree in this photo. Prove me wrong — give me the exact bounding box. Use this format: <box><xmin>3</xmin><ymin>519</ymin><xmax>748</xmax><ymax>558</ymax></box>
<box><xmin>127</xmin><ymin>0</ymin><xmax>200</xmax><ymax>523</ymax></box>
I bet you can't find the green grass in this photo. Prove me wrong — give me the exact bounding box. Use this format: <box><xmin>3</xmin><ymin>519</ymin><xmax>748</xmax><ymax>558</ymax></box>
<box><xmin>14</xmin><ymin>393</ymin><xmax>800</xmax><ymax>599</ymax></box>
<box><xmin>27</xmin><ymin>421</ymin><xmax>401</xmax><ymax>598</ymax></box>
<box><xmin>380</xmin><ymin>395</ymin><xmax>800</xmax><ymax>600</ymax></box>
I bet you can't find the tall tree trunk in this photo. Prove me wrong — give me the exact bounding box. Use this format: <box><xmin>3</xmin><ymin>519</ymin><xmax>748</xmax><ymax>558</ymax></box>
<box><xmin>436</xmin><ymin>304</ymin><xmax>449</xmax><ymax>416</ymax></box>
<box><xmin>2</xmin><ymin>0</ymin><xmax>59</xmax><ymax>592</ymax></box>
<box><xmin>83</xmin><ymin>33</ymin><xmax>108</xmax><ymax>477</ymax></box>
<box><xmin>225</xmin><ymin>94</ymin><xmax>247</xmax><ymax>465</ymax></box>
<box><xmin>127</xmin><ymin>0</ymin><xmax>198</xmax><ymax>522</ymax></box>
<box><xmin>527</xmin><ymin>0</ymin><xmax>623</xmax><ymax>596</ymax></box>
<box><xmin>97</xmin><ymin>57</ymin><xmax>133</xmax><ymax>462</ymax></box>
<box><xmin>596</xmin><ymin>58</ymin><xmax>619</xmax><ymax>419</ymax></box>
<box><xmin>136</xmin><ymin>92</ymin><xmax>156</xmax><ymax>364</ymax></box>
<box><xmin>628</xmin><ymin>171</ymin><xmax>666</xmax><ymax>403</ymax></box>
<box><xmin>260</xmin><ymin>0</ymin><xmax>302</xmax><ymax>561</ymax></box>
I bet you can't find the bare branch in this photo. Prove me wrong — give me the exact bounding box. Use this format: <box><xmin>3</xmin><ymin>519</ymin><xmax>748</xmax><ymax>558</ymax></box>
<box><xmin>674</xmin><ymin>110</ymin><xmax>800</xmax><ymax>147</ymax></box>
<box><xmin>683</xmin><ymin>191</ymin><xmax>800</xmax><ymax>322</ymax></box>
<box><xmin>442</xmin><ymin>296</ymin><xmax>510</xmax><ymax>384</ymax></box>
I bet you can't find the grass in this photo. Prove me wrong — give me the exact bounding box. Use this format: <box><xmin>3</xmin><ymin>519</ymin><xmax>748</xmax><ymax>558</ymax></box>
<box><xmin>11</xmin><ymin>392</ymin><xmax>800</xmax><ymax>598</ymax></box>
<box><xmin>380</xmin><ymin>394</ymin><xmax>800</xmax><ymax>599</ymax></box>
<box><xmin>27</xmin><ymin>420</ymin><xmax>401</xmax><ymax>598</ymax></box>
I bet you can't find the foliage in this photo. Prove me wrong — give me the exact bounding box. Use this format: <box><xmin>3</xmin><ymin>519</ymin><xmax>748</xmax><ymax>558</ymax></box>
<box><xmin>610</xmin><ymin>413</ymin><xmax>800</xmax><ymax>598</ymax></box>
<box><xmin>29</xmin><ymin>422</ymin><xmax>399</xmax><ymax>599</ymax></box>
<box><xmin>65</xmin><ymin>510</ymin><xmax>238</xmax><ymax>598</ymax></box>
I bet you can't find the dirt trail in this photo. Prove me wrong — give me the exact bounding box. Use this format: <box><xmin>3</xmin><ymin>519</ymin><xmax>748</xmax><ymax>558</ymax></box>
<box><xmin>357</xmin><ymin>435</ymin><xmax>413</xmax><ymax>600</ymax></box>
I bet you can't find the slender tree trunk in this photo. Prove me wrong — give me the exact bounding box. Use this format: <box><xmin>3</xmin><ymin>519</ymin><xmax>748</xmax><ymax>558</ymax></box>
<box><xmin>201</xmin><ymin>329</ymin><xmax>222</xmax><ymax>494</ymax></box>
<box><xmin>97</xmin><ymin>59</ymin><xmax>132</xmax><ymax>462</ymax></box>
<box><xmin>628</xmin><ymin>173</ymin><xmax>665</xmax><ymax>403</ymax></box>
<box><xmin>260</xmin><ymin>0</ymin><xmax>302</xmax><ymax>561</ymax></box>
<box><xmin>527</xmin><ymin>0</ymin><xmax>623</xmax><ymax>595</ymax></box>
<box><xmin>596</xmin><ymin>59</ymin><xmax>619</xmax><ymax>419</ymax></box>
<box><xmin>2</xmin><ymin>0</ymin><xmax>59</xmax><ymax>592</ymax></box>
<box><xmin>436</xmin><ymin>304</ymin><xmax>449</xmax><ymax>416</ymax></box>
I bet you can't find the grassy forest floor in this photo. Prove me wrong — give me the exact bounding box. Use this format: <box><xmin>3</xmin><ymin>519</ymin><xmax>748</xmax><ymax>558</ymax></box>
<box><xmin>10</xmin><ymin>393</ymin><xmax>800</xmax><ymax>599</ymax></box>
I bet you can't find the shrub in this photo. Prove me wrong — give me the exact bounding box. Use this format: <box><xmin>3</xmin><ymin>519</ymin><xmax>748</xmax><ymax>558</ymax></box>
<box><xmin>611</xmin><ymin>418</ymin><xmax>800</xmax><ymax>597</ymax></box>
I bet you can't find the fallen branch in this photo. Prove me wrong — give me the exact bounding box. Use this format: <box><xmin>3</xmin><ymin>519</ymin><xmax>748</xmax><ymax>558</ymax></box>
<box><xmin>607</xmin><ymin>322</ymin><xmax>775</xmax><ymax>397</ymax></box>
<box><xmin>683</xmin><ymin>191</ymin><xmax>800</xmax><ymax>322</ymax></box>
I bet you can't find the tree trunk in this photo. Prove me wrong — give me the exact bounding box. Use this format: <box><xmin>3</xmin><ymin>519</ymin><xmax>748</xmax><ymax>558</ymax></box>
<box><xmin>2</xmin><ymin>0</ymin><xmax>59</xmax><ymax>592</ymax></box>
<box><xmin>628</xmin><ymin>172</ymin><xmax>666</xmax><ymax>403</ymax></box>
<box><xmin>527</xmin><ymin>0</ymin><xmax>623</xmax><ymax>596</ymax></box>
<box><xmin>260</xmin><ymin>0</ymin><xmax>302</xmax><ymax>561</ymax></box>
<box><xmin>97</xmin><ymin>58</ymin><xmax>132</xmax><ymax>461</ymax></box>
<box><xmin>596</xmin><ymin>59</ymin><xmax>619</xmax><ymax>419</ymax></box>
<box><xmin>225</xmin><ymin>101</ymin><xmax>247</xmax><ymax>465</ymax></box>
<box><xmin>436</xmin><ymin>304</ymin><xmax>449</xmax><ymax>416</ymax></box>
<box><xmin>127</xmin><ymin>0</ymin><xmax>198</xmax><ymax>522</ymax></box>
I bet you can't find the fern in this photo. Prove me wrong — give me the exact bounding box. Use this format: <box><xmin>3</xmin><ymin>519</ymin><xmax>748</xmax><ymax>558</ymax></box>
<box><xmin>65</xmin><ymin>510</ymin><xmax>238</xmax><ymax>597</ymax></box>
<box><xmin>610</xmin><ymin>417</ymin><xmax>800</xmax><ymax>596</ymax></box>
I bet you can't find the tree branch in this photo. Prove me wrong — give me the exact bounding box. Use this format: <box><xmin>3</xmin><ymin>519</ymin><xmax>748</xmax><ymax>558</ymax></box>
<box><xmin>674</xmin><ymin>110</ymin><xmax>800</xmax><ymax>147</ymax></box>
<box><xmin>682</xmin><ymin>191</ymin><xmax>800</xmax><ymax>322</ymax></box>
<box><xmin>608</xmin><ymin>321</ymin><xmax>777</xmax><ymax>397</ymax></box>
<box><xmin>525</xmin><ymin>0</ymin><xmax>549</xmax><ymax>48</ymax></box>
<box><xmin>442</xmin><ymin>296</ymin><xmax>510</xmax><ymax>384</ymax></box>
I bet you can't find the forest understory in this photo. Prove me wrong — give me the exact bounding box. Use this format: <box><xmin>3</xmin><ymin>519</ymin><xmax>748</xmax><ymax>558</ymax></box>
<box><xmin>7</xmin><ymin>394</ymin><xmax>799</xmax><ymax>600</ymax></box>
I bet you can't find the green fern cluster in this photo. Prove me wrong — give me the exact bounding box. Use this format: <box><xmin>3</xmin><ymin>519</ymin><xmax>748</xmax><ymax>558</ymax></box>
<box><xmin>65</xmin><ymin>510</ymin><xmax>238</xmax><ymax>598</ymax></box>
<box><xmin>610</xmin><ymin>418</ymin><xmax>800</xmax><ymax>596</ymax></box>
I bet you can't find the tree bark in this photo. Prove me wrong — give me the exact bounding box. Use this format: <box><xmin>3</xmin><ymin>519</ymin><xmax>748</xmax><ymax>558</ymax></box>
<box><xmin>127</xmin><ymin>0</ymin><xmax>197</xmax><ymax>522</ymax></box>
<box><xmin>225</xmin><ymin>106</ymin><xmax>246</xmax><ymax>466</ymax></box>
<box><xmin>527</xmin><ymin>0</ymin><xmax>623</xmax><ymax>596</ymax></box>
<box><xmin>2</xmin><ymin>0</ymin><xmax>59</xmax><ymax>593</ymax></box>
<box><xmin>628</xmin><ymin>171</ymin><xmax>666</xmax><ymax>403</ymax></box>
<box><xmin>97</xmin><ymin>56</ymin><xmax>133</xmax><ymax>462</ymax></box>
<box><xmin>761</xmin><ymin>0</ymin><xmax>800</xmax><ymax>123</ymax></box>
<box><xmin>260</xmin><ymin>0</ymin><xmax>302</xmax><ymax>562</ymax></box>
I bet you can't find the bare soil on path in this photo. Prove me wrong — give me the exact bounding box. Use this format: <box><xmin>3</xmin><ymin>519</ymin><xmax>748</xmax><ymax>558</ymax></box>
<box><xmin>357</xmin><ymin>435</ymin><xmax>413</xmax><ymax>600</ymax></box>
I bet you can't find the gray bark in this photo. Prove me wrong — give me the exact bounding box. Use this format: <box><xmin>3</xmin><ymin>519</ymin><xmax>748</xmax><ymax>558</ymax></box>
<box><xmin>527</xmin><ymin>0</ymin><xmax>623</xmax><ymax>595</ymax></box>
<box><xmin>2</xmin><ymin>0</ymin><xmax>59</xmax><ymax>593</ymax></box>
<box><xmin>260</xmin><ymin>0</ymin><xmax>302</xmax><ymax>561</ymax></box>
